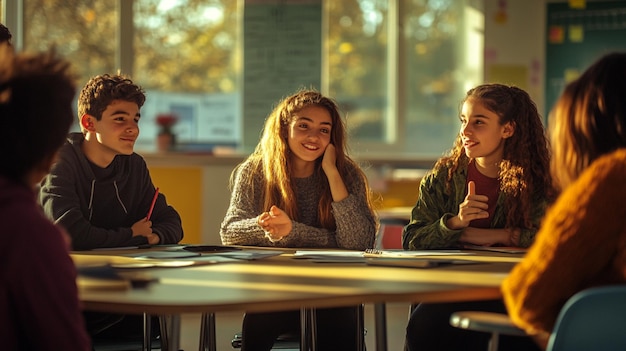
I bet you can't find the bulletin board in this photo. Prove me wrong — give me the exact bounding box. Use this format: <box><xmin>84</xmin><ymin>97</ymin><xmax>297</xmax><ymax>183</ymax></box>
<box><xmin>242</xmin><ymin>0</ymin><xmax>322</xmax><ymax>151</ymax></box>
<box><xmin>545</xmin><ymin>1</ymin><xmax>626</xmax><ymax>117</ymax></box>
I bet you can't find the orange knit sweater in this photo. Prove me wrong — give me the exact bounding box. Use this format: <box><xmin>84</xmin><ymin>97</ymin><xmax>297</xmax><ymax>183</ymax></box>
<box><xmin>502</xmin><ymin>148</ymin><xmax>626</xmax><ymax>341</ymax></box>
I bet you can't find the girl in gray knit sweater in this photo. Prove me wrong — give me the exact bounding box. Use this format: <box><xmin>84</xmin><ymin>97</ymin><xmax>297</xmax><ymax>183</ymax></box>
<box><xmin>220</xmin><ymin>89</ymin><xmax>377</xmax><ymax>350</ymax></box>
<box><xmin>220</xmin><ymin>89</ymin><xmax>377</xmax><ymax>249</ymax></box>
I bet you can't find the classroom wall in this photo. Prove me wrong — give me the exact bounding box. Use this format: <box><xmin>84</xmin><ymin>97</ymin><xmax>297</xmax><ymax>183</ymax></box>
<box><xmin>483</xmin><ymin>0</ymin><xmax>546</xmax><ymax>115</ymax></box>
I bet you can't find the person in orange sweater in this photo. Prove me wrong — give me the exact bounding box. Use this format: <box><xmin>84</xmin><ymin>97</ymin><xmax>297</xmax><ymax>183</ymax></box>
<box><xmin>502</xmin><ymin>51</ymin><xmax>626</xmax><ymax>349</ymax></box>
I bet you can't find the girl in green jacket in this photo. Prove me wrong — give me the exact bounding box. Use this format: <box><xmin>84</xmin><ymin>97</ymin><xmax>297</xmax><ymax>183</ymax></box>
<box><xmin>404</xmin><ymin>83</ymin><xmax>555</xmax><ymax>351</ymax></box>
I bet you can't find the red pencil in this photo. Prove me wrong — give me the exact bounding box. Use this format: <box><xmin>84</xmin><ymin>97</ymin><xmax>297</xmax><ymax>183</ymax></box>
<box><xmin>146</xmin><ymin>187</ymin><xmax>159</xmax><ymax>220</ymax></box>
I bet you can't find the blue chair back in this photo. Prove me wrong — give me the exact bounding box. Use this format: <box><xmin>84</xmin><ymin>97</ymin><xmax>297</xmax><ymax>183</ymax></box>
<box><xmin>547</xmin><ymin>284</ymin><xmax>626</xmax><ymax>351</ymax></box>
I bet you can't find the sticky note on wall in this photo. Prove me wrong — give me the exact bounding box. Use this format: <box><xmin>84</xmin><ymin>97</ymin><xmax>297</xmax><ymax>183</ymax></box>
<box><xmin>564</xmin><ymin>68</ymin><xmax>581</xmax><ymax>84</ymax></box>
<box><xmin>569</xmin><ymin>25</ymin><xmax>584</xmax><ymax>42</ymax></box>
<box><xmin>569</xmin><ymin>0</ymin><xmax>586</xmax><ymax>9</ymax></box>
<box><xmin>549</xmin><ymin>26</ymin><xmax>565</xmax><ymax>44</ymax></box>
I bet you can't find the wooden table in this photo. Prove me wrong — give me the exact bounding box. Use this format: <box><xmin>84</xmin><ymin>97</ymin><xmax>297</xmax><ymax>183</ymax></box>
<box><xmin>74</xmin><ymin>248</ymin><xmax>521</xmax><ymax>350</ymax></box>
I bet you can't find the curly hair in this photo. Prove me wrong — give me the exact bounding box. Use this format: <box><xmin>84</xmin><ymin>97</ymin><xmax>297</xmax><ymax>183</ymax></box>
<box><xmin>435</xmin><ymin>83</ymin><xmax>555</xmax><ymax>230</ymax></box>
<box><xmin>77</xmin><ymin>73</ymin><xmax>145</xmax><ymax>129</ymax></box>
<box><xmin>0</xmin><ymin>45</ymin><xmax>76</xmax><ymax>182</ymax></box>
<box><xmin>550</xmin><ymin>52</ymin><xmax>626</xmax><ymax>190</ymax></box>
<box><xmin>231</xmin><ymin>88</ymin><xmax>376</xmax><ymax>230</ymax></box>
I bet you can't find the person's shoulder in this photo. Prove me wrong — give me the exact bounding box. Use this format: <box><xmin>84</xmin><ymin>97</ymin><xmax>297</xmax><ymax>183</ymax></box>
<box><xmin>46</xmin><ymin>146</ymin><xmax>79</xmax><ymax>179</ymax></box>
<box><xmin>236</xmin><ymin>157</ymin><xmax>259</xmax><ymax>174</ymax></box>
<box><xmin>424</xmin><ymin>161</ymin><xmax>451</xmax><ymax>181</ymax></box>
<box><xmin>596</xmin><ymin>148</ymin><xmax>626</xmax><ymax>166</ymax></box>
<box><xmin>128</xmin><ymin>152</ymin><xmax>148</xmax><ymax>164</ymax></box>
<box><xmin>555</xmin><ymin>149</ymin><xmax>626</xmax><ymax>212</ymax></box>
<box><xmin>112</xmin><ymin>152</ymin><xmax>149</xmax><ymax>170</ymax></box>
<box><xmin>3</xmin><ymin>187</ymin><xmax>59</xmax><ymax>241</ymax></box>
<box><xmin>583</xmin><ymin>148</ymin><xmax>626</xmax><ymax>182</ymax></box>
<box><xmin>54</xmin><ymin>133</ymin><xmax>84</xmax><ymax>162</ymax></box>
<box><xmin>0</xmin><ymin>178</ymin><xmax>31</xmax><ymax>207</ymax></box>
<box><xmin>343</xmin><ymin>158</ymin><xmax>363</xmax><ymax>173</ymax></box>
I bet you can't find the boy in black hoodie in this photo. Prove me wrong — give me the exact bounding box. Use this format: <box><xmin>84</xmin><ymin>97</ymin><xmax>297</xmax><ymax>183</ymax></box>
<box><xmin>39</xmin><ymin>73</ymin><xmax>183</xmax><ymax>250</ymax></box>
<box><xmin>38</xmin><ymin>73</ymin><xmax>183</xmax><ymax>344</ymax></box>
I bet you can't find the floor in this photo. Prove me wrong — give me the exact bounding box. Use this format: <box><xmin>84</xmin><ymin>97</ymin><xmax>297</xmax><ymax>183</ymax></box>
<box><xmin>177</xmin><ymin>302</ymin><xmax>411</xmax><ymax>350</ymax></box>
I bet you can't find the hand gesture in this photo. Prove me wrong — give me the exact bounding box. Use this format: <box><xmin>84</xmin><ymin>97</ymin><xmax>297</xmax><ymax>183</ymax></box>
<box><xmin>131</xmin><ymin>217</ymin><xmax>152</xmax><ymax>237</ymax></box>
<box><xmin>447</xmin><ymin>181</ymin><xmax>489</xmax><ymax>229</ymax></box>
<box><xmin>257</xmin><ymin>205</ymin><xmax>293</xmax><ymax>241</ymax></box>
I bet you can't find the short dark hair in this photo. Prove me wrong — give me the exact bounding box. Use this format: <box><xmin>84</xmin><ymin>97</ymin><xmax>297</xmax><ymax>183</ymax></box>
<box><xmin>0</xmin><ymin>23</ymin><xmax>12</xmax><ymax>44</ymax></box>
<box><xmin>77</xmin><ymin>74</ymin><xmax>146</xmax><ymax>124</ymax></box>
<box><xmin>0</xmin><ymin>45</ymin><xmax>76</xmax><ymax>182</ymax></box>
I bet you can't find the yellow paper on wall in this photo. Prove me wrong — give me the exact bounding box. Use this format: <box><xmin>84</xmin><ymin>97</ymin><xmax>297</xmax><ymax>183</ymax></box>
<box><xmin>569</xmin><ymin>25</ymin><xmax>584</xmax><ymax>43</ymax></box>
<box><xmin>564</xmin><ymin>69</ymin><xmax>581</xmax><ymax>84</ymax></box>
<box><xmin>569</xmin><ymin>0</ymin><xmax>586</xmax><ymax>9</ymax></box>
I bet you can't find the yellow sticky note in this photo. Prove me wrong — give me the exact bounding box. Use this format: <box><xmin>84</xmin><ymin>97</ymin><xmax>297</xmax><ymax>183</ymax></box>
<box><xmin>564</xmin><ymin>69</ymin><xmax>580</xmax><ymax>84</ymax></box>
<box><xmin>569</xmin><ymin>0</ymin><xmax>586</xmax><ymax>9</ymax></box>
<box><xmin>569</xmin><ymin>25</ymin><xmax>584</xmax><ymax>42</ymax></box>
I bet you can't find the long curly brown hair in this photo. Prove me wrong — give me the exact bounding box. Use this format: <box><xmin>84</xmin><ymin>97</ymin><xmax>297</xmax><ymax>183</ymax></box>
<box><xmin>435</xmin><ymin>83</ymin><xmax>555</xmax><ymax>230</ymax></box>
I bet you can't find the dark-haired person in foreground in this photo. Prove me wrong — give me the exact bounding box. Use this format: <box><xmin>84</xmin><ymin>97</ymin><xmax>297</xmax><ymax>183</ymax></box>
<box><xmin>0</xmin><ymin>44</ymin><xmax>91</xmax><ymax>350</ymax></box>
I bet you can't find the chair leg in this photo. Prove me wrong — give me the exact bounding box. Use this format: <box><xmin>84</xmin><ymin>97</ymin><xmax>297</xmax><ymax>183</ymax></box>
<box><xmin>356</xmin><ymin>304</ymin><xmax>365</xmax><ymax>351</ymax></box>
<box><xmin>143</xmin><ymin>313</ymin><xmax>152</xmax><ymax>351</ymax></box>
<box><xmin>159</xmin><ymin>316</ymin><xmax>169</xmax><ymax>351</ymax></box>
<box><xmin>488</xmin><ymin>332</ymin><xmax>499</xmax><ymax>351</ymax></box>
<box><xmin>374</xmin><ymin>303</ymin><xmax>388</xmax><ymax>351</ymax></box>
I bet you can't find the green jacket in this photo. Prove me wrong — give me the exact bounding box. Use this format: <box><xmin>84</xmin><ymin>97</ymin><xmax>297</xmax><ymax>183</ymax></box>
<box><xmin>402</xmin><ymin>158</ymin><xmax>548</xmax><ymax>250</ymax></box>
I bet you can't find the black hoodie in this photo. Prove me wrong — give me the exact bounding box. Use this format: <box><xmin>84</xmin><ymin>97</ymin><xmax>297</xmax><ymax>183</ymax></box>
<box><xmin>39</xmin><ymin>133</ymin><xmax>183</xmax><ymax>250</ymax></box>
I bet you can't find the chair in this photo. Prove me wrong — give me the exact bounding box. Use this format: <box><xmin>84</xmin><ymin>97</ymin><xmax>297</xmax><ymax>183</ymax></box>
<box><xmin>229</xmin><ymin>305</ymin><xmax>366</xmax><ymax>350</ymax></box>
<box><xmin>374</xmin><ymin>218</ymin><xmax>406</xmax><ymax>250</ymax></box>
<box><xmin>91</xmin><ymin>313</ymin><xmax>165</xmax><ymax>351</ymax></box>
<box><xmin>449</xmin><ymin>285</ymin><xmax>626</xmax><ymax>351</ymax></box>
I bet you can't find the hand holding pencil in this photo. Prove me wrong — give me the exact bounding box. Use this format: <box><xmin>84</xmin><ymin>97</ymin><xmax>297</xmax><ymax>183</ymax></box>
<box><xmin>147</xmin><ymin>187</ymin><xmax>159</xmax><ymax>220</ymax></box>
<box><xmin>130</xmin><ymin>187</ymin><xmax>161</xmax><ymax>244</ymax></box>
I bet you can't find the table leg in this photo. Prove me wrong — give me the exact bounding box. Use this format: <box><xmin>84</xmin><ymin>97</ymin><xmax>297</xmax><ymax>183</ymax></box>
<box><xmin>199</xmin><ymin>313</ymin><xmax>216</xmax><ymax>351</ymax></box>
<box><xmin>309</xmin><ymin>308</ymin><xmax>317</xmax><ymax>351</ymax></box>
<box><xmin>300</xmin><ymin>307</ymin><xmax>318</xmax><ymax>351</ymax></box>
<box><xmin>300</xmin><ymin>308</ymin><xmax>308</xmax><ymax>350</ymax></box>
<box><xmin>374</xmin><ymin>303</ymin><xmax>388</xmax><ymax>351</ymax></box>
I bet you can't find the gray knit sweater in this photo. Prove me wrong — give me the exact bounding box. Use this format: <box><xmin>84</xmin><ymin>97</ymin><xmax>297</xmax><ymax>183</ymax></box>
<box><xmin>220</xmin><ymin>159</ymin><xmax>377</xmax><ymax>250</ymax></box>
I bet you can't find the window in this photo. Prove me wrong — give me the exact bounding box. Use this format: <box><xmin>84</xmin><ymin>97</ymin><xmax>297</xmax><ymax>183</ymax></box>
<box><xmin>6</xmin><ymin>0</ymin><xmax>483</xmax><ymax>158</ymax></box>
<box><xmin>134</xmin><ymin>0</ymin><xmax>240</xmax><ymax>150</ymax></box>
<box><xmin>327</xmin><ymin>0</ymin><xmax>483</xmax><ymax>158</ymax></box>
<box><xmin>326</xmin><ymin>0</ymin><xmax>389</xmax><ymax>144</ymax></box>
<box><xmin>23</xmin><ymin>1</ymin><xmax>117</xmax><ymax>84</ymax></box>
